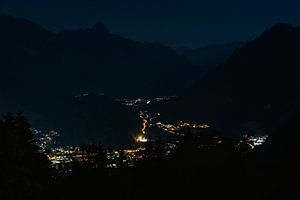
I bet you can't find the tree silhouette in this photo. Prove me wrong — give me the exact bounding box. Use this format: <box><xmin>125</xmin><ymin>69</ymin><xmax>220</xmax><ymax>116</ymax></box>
<box><xmin>116</xmin><ymin>146</ymin><xmax>127</xmax><ymax>169</ymax></box>
<box><xmin>155</xmin><ymin>137</ymin><xmax>165</xmax><ymax>162</ymax></box>
<box><xmin>0</xmin><ymin>112</ymin><xmax>53</xmax><ymax>200</ymax></box>
<box><xmin>79</xmin><ymin>142</ymin><xmax>107</xmax><ymax>169</ymax></box>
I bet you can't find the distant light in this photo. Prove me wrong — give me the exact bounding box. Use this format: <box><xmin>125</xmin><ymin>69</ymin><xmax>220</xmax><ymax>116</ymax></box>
<box><xmin>136</xmin><ymin>135</ymin><xmax>148</xmax><ymax>143</ymax></box>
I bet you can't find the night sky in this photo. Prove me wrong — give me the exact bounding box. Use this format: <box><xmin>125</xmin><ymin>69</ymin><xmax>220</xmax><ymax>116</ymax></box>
<box><xmin>1</xmin><ymin>0</ymin><xmax>300</xmax><ymax>47</ymax></box>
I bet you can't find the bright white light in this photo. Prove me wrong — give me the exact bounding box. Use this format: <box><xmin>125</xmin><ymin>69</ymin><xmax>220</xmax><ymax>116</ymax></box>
<box><xmin>136</xmin><ymin>135</ymin><xmax>148</xmax><ymax>143</ymax></box>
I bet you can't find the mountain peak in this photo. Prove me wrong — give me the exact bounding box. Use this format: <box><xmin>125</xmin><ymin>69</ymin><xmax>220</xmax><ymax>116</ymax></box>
<box><xmin>91</xmin><ymin>22</ymin><xmax>110</xmax><ymax>33</ymax></box>
<box><xmin>257</xmin><ymin>23</ymin><xmax>296</xmax><ymax>42</ymax></box>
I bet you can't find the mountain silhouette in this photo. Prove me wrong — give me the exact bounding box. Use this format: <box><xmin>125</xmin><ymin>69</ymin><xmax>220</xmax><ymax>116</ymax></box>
<box><xmin>176</xmin><ymin>41</ymin><xmax>245</xmax><ymax>73</ymax></box>
<box><xmin>0</xmin><ymin>14</ymin><xmax>199</xmax><ymax>99</ymax></box>
<box><xmin>0</xmin><ymin>14</ymin><xmax>202</xmax><ymax>145</ymax></box>
<box><xmin>160</xmin><ymin>23</ymin><xmax>300</xmax><ymax>134</ymax></box>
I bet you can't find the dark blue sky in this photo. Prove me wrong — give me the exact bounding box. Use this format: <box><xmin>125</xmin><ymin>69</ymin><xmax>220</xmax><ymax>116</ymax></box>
<box><xmin>1</xmin><ymin>0</ymin><xmax>300</xmax><ymax>47</ymax></box>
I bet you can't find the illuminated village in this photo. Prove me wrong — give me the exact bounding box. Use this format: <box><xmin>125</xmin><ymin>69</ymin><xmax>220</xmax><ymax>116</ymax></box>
<box><xmin>34</xmin><ymin>100</ymin><xmax>268</xmax><ymax>172</ymax></box>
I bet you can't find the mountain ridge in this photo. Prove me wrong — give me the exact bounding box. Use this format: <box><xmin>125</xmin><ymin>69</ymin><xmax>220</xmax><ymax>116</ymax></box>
<box><xmin>158</xmin><ymin>23</ymin><xmax>300</xmax><ymax>134</ymax></box>
<box><xmin>0</xmin><ymin>14</ymin><xmax>199</xmax><ymax>145</ymax></box>
<box><xmin>0</xmin><ymin>14</ymin><xmax>199</xmax><ymax>98</ymax></box>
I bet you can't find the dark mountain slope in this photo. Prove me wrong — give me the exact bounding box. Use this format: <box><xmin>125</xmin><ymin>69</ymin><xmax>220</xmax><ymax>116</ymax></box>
<box><xmin>0</xmin><ymin>14</ymin><xmax>201</xmax><ymax>145</ymax></box>
<box><xmin>0</xmin><ymin>14</ymin><xmax>198</xmax><ymax>99</ymax></box>
<box><xmin>160</xmin><ymin>23</ymin><xmax>300</xmax><ymax>133</ymax></box>
<box><xmin>32</xmin><ymin>94</ymin><xmax>139</xmax><ymax>146</ymax></box>
<box><xmin>176</xmin><ymin>41</ymin><xmax>245</xmax><ymax>73</ymax></box>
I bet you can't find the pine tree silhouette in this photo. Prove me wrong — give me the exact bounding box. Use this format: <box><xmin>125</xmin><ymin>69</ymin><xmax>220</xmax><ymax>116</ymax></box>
<box><xmin>0</xmin><ymin>112</ymin><xmax>53</xmax><ymax>200</ymax></box>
